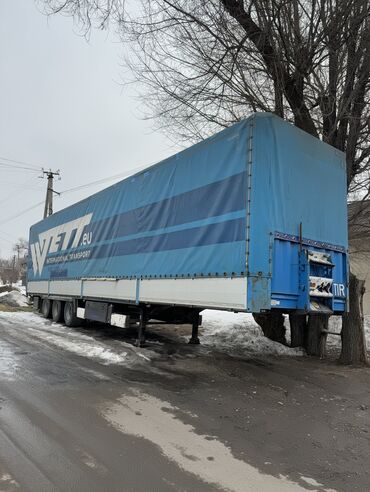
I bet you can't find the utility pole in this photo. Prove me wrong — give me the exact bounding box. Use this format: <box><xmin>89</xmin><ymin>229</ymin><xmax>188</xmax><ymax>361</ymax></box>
<box><xmin>15</xmin><ymin>243</ymin><xmax>20</xmax><ymax>262</ymax></box>
<box><xmin>42</xmin><ymin>169</ymin><xmax>60</xmax><ymax>218</ymax></box>
<box><xmin>11</xmin><ymin>254</ymin><xmax>16</xmax><ymax>287</ymax></box>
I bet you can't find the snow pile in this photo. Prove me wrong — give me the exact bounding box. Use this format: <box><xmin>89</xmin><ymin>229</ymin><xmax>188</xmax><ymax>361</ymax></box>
<box><xmin>17</xmin><ymin>285</ymin><xmax>27</xmax><ymax>296</ymax></box>
<box><xmin>0</xmin><ymin>290</ymin><xmax>28</xmax><ymax>307</ymax></box>
<box><xmin>0</xmin><ymin>311</ymin><xmax>155</xmax><ymax>367</ymax></box>
<box><xmin>201</xmin><ymin>310</ymin><xmax>303</xmax><ymax>357</ymax></box>
<box><xmin>327</xmin><ymin>315</ymin><xmax>370</xmax><ymax>351</ymax></box>
<box><xmin>13</xmin><ymin>281</ymin><xmax>26</xmax><ymax>295</ymax></box>
<box><xmin>202</xmin><ymin>311</ymin><xmax>370</xmax><ymax>357</ymax></box>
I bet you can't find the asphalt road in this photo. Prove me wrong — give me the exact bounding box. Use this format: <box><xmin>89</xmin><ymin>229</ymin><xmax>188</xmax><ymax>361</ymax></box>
<box><xmin>0</xmin><ymin>311</ymin><xmax>369</xmax><ymax>492</ymax></box>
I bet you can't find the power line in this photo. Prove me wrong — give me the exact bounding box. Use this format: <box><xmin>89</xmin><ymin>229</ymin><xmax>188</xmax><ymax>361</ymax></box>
<box><xmin>0</xmin><ymin>234</ymin><xmax>14</xmax><ymax>244</ymax></box>
<box><xmin>0</xmin><ymin>177</ymin><xmax>43</xmax><ymax>206</ymax></box>
<box><xmin>0</xmin><ymin>162</ymin><xmax>41</xmax><ymax>173</ymax></box>
<box><xmin>0</xmin><ymin>162</ymin><xmax>151</xmax><ymax>227</ymax></box>
<box><xmin>0</xmin><ymin>200</ymin><xmax>45</xmax><ymax>226</ymax></box>
<box><xmin>60</xmin><ymin>163</ymin><xmax>149</xmax><ymax>195</ymax></box>
<box><xmin>0</xmin><ymin>155</ymin><xmax>44</xmax><ymax>170</ymax></box>
<box><xmin>0</xmin><ymin>229</ymin><xmax>17</xmax><ymax>240</ymax></box>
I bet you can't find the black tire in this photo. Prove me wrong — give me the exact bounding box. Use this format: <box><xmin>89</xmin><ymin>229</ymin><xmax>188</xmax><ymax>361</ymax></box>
<box><xmin>52</xmin><ymin>300</ymin><xmax>64</xmax><ymax>323</ymax></box>
<box><xmin>64</xmin><ymin>301</ymin><xmax>79</xmax><ymax>327</ymax></box>
<box><xmin>41</xmin><ymin>298</ymin><xmax>52</xmax><ymax>318</ymax></box>
<box><xmin>37</xmin><ymin>299</ymin><xmax>43</xmax><ymax>313</ymax></box>
<box><xmin>33</xmin><ymin>296</ymin><xmax>42</xmax><ymax>312</ymax></box>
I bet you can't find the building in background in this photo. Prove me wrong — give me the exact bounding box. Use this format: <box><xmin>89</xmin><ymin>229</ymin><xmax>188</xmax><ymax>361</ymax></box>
<box><xmin>349</xmin><ymin>200</ymin><xmax>370</xmax><ymax>315</ymax></box>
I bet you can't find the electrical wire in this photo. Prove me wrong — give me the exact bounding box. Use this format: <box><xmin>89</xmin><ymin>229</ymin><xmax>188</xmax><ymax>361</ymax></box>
<box><xmin>0</xmin><ymin>162</ymin><xmax>41</xmax><ymax>173</ymax></box>
<box><xmin>0</xmin><ymin>177</ymin><xmax>44</xmax><ymax>206</ymax></box>
<box><xmin>0</xmin><ymin>229</ymin><xmax>17</xmax><ymax>240</ymax></box>
<box><xmin>0</xmin><ymin>234</ymin><xmax>14</xmax><ymax>244</ymax></box>
<box><xmin>0</xmin><ymin>161</ymin><xmax>154</xmax><ymax>227</ymax></box>
<box><xmin>0</xmin><ymin>200</ymin><xmax>45</xmax><ymax>226</ymax></box>
<box><xmin>0</xmin><ymin>155</ymin><xmax>44</xmax><ymax>170</ymax></box>
<box><xmin>60</xmin><ymin>163</ymin><xmax>149</xmax><ymax>195</ymax></box>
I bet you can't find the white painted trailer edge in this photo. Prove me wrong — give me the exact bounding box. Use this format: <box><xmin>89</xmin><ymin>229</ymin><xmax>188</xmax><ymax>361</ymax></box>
<box><xmin>28</xmin><ymin>277</ymin><xmax>247</xmax><ymax>311</ymax></box>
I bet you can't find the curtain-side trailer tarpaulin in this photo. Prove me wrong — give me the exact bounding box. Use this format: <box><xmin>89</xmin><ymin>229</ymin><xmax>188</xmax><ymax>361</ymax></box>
<box><xmin>28</xmin><ymin>113</ymin><xmax>348</xmax><ymax>314</ymax></box>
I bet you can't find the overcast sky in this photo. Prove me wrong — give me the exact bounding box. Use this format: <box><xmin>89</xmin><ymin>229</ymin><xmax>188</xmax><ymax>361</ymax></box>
<box><xmin>0</xmin><ymin>1</ymin><xmax>180</xmax><ymax>257</ymax></box>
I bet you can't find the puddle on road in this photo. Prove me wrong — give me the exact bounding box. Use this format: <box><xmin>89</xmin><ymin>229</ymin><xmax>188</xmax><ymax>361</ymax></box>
<box><xmin>102</xmin><ymin>391</ymin><xmax>327</xmax><ymax>492</ymax></box>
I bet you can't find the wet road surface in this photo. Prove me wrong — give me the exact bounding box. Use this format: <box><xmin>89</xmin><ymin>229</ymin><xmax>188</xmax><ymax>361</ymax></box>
<box><xmin>0</xmin><ymin>311</ymin><xmax>370</xmax><ymax>491</ymax></box>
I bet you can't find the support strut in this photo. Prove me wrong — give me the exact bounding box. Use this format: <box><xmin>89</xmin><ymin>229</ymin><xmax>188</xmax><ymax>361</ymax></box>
<box><xmin>136</xmin><ymin>307</ymin><xmax>147</xmax><ymax>347</ymax></box>
<box><xmin>188</xmin><ymin>314</ymin><xmax>200</xmax><ymax>345</ymax></box>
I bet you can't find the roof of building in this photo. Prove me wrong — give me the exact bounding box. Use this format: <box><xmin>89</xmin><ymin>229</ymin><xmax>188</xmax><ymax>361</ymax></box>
<box><xmin>348</xmin><ymin>200</ymin><xmax>370</xmax><ymax>240</ymax></box>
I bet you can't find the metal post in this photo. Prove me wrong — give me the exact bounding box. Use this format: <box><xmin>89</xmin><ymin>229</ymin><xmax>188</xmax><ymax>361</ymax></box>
<box><xmin>136</xmin><ymin>307</ymin><xmax>146</xmax><ymax>347</ymax></box>
<box><xmin>189</xmin><ymin>314</ymin><xmax>200</xmax><ymax>345</ymax></box>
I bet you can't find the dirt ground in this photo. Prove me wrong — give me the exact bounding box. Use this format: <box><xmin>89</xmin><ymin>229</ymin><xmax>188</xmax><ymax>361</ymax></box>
<box><xmin>0</xmin><ymin>309</ymin><xmax>369</xmax><ymax>491</ymax></box>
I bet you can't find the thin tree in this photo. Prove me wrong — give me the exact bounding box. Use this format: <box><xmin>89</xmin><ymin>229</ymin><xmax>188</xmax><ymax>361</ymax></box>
<box><xmin>39</xmin><ymin>0</ymin><xmax>370</xmax><ymax>363</ymax></box>
<box><xmin>13</xmin><ymin>238</ymin><xmax>29</xmax><ymax>262</ymax></box>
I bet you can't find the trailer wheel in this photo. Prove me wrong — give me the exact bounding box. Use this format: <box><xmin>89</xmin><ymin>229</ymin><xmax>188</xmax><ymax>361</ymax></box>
<box><xmin>41</xmin><ymin>298</ymin><xmax>52</xmax><ymax>318</ymax></box>
<box><xmin>33</xmin><ymin>296</ymin><xmax>42</xmax><ymax>312</ymax></box>
<box><xmin>64</xmin><ymin>301</ymin><xmax>79</xmax><ymax>327</ymax></box>
<box><xmin>52</xmin><ymin>300</ymin><xmax>64</xmax><ymax>323</ymax></box>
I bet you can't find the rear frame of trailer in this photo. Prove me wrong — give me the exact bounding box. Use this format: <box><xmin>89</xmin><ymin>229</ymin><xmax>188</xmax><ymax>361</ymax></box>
<box><xmin>27</xmin><ymin>113</ymin><xmax>348</xmax><ymax>344</ymax></box>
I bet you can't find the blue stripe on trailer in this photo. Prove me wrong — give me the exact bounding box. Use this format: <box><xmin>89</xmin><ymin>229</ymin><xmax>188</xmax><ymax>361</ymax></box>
<box><xmin>85</xmin><ymin>171</ymin><xmax>247</xmax><ymax>244</ymax></box>
<box><xmin>41</xmin><ymin>217</ymin><xmax>246</xmax><ymax>277</ymax></box>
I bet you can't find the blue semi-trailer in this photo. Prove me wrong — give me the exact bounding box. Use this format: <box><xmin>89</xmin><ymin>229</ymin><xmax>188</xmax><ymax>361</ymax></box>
<box><xmin>27</xmin><ymin>112</ymin><xmax>348</xmax><ymax>345</ymax></box>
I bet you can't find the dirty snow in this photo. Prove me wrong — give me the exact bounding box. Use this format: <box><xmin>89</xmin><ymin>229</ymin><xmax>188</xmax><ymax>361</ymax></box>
<box><xmin>327</xmin><ymin>315</ymin><xmax>370</xmax><ymax>351</ymax></box>
<box><xmin>0</xmin><ymin>311</ymin><xmax>155</xmax><ymax>367</ymax></box>
<box><xmin>0</xmin><ymin>290</ymin><xmax>28</xmax><ymax>307</ymax></box>
<box><xmin>365</xmin><ymin>317</ymin><xmax>370</xmax><ymax>347</ymax></box>
<box><xmin>1</xmin><ymin>308</ymin><xmax>369</xmax><ymax>368</ymax></box>
<box><xmin>103</xmin><ymin>390</ymin><xmax>309</xmax><ymax>492</ymax></box>
<box><xmin>202</xmin><ymin>310</ymin><xmax>370</xmax><ymax>356</ymax></box>
<box><xmin>17</xmin><ymin>285</ymin><xmax>27</xmax><ymax>296</ymax></box>
<box><xmin>201</xmin><ymin>310</ymin><xmax>303</xmax><ymax>357</ymax></box>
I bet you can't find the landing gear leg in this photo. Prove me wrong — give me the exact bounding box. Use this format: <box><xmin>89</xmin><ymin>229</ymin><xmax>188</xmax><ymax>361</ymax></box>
<box><xmin>189</xmin><ymin>315</ymin><xmax>200</xmax><ymax>345</ymax></box>
<box><xmin>136</xmin><ymin>308</ymin><xmax>146</xmax><ymax>347</ymax></box>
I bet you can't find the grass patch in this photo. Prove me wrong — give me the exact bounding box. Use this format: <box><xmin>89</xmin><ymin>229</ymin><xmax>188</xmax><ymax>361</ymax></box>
<box><xmin>0</xmin><ymin>304</ymin><xmax>32</xmax><ymax>313</ymax></box>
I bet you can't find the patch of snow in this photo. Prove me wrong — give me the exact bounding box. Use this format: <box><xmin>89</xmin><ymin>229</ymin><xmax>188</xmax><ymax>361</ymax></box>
<box><xmin>103</xmin><ymin>391</ymin><xmax>307</xmax><ymax>491</ymax></box>
<box><xmin>0</xmin><ymin>472</ymin><xmax>20</xmax><ymax>488</ymax></box>
<box><xmin>299</xmin><ymin>476</ymin><xmax>325</xmax><ymax>488</ymax></box>
<box><xmin>327</xmin><ymin>315</ymin><xmax>370</xmax><ymax>351</ymax></box>
<box><xmin>201</xmin><ymin>310</ymin><xmax>303</xmax><ymax>357</ymax></box>
<box><xmin>38</xmin><ymin>330</ymin><xmax>130</xmax><ymax>364</ymax></box>
<box><xmin>18</xmin><ymin>285</ymin><xmax>27</xmax><ymax>296</ymax></box>
<box><xmin>202</xmin><ymin>311</ymin><xmax>370</xmax><ymax>356</ymax></box>
<box><xmin>0</xmin><ymin>311</ymin><xmax>155</xmax><ymax>367</ymax></box>
<box><xmin>0</xmin><ymin>290</ymin><xmax>28</xmax><ymax>307</ymax></box>
<box><xmin>0</xmin><ymin>339</ymin><xmax>21</xmax><ymax>378</ymax></box>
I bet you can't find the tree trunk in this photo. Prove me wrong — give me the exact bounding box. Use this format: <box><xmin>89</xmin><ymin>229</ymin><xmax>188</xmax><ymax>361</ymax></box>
<box><xmin>253</xmin><ymin>312</ymin><xmax>286</xmax><ymax>345</ymax></box>
<box><xmin>306</xmin><ymin>315</ymin><xmax>328</xmax><ymax>358</ymax></box>
<box><xmin>340</xmin><ymin>272</ymin><xmax>367</xmax><ymax>365</ymax></box>
<box><xmin>289</xmin><ymin>314</ymin><xmax>307</xmax><ymax>347</ymax></box>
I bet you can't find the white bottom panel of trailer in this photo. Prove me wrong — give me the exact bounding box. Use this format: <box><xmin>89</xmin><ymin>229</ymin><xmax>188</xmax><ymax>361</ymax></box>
<box><xmin>140</xmin><ymin>277</ymin><xmax>246</xmax><ymax>309</ymax></box>
<box><xmin>27</xmin><ymin>277</ymin><xmax>247</xmax><ymax>311</ymax></box>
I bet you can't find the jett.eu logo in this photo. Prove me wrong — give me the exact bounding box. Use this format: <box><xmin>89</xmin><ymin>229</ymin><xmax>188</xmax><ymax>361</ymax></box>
<box><xmin>30</xmin><ymin>214</ymin><xmax>93</xmax><ymax>275</ymax></box>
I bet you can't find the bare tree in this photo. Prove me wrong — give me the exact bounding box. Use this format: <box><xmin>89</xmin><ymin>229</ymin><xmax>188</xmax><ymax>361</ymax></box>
<box><xmin>39</xmin><ymin>0</ymin><xmax>370</xmax><ymax>363</ymax></box>
<box><xmin>13</xmin><ymin>238</ymin><xmax>29</xmax><ymax>262</ymax></box>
